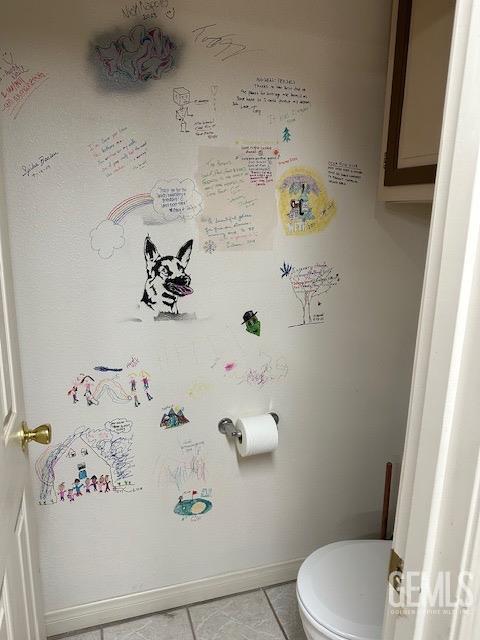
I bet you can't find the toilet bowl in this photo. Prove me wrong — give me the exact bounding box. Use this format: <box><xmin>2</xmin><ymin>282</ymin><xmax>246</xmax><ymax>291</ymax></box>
<box><xmin>296</xmin><ymin>540</ymin><xmax>391</xmax><ymax>640</ymax></box>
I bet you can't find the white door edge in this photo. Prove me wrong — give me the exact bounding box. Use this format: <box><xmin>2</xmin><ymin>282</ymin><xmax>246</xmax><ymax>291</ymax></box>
<box><xmin>383</xmin><ymin>0</ymin><xmax>480</xmax><ymax>637</ymax></box>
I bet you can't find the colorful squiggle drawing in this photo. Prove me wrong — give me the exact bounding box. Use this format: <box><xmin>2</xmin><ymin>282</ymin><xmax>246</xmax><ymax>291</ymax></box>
<box><xmin>159</xmin><ymin>439</ymin><xmax>207</xmax><ymax>491</ymax></box>
<box><xmin>67</xmin><ymin>359</ymin><xmax>153</xmax><ymax>407</ymax></box>
<box><xmin>95</xmin><ymin>24</ymin><xmax>176</xmax><ymax>83</ymax></box>
<box><xmin>218</xmin><ymin>351</ymin><xmax>288</xmax><ymax>387</ymax></box>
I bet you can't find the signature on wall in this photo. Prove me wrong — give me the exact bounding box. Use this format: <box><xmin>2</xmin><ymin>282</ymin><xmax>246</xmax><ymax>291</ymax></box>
<box><xmin>192</xmin><ymin>24</ymin><xmax>263</xmax><ymax>62</ymax></box>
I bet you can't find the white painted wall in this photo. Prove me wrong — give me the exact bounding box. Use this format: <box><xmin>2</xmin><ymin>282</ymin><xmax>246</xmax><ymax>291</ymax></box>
<box><xmin>0</xmin><ymin>0</ymin><xmax>430</xmax><ymax>620</ymax></box>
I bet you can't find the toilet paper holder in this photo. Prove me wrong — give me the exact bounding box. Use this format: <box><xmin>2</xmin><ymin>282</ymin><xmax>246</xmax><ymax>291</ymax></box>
<box><xmin>218</xmin><ymin>413</ymin><xmax>279</xmax><ymax>439</ymax></box>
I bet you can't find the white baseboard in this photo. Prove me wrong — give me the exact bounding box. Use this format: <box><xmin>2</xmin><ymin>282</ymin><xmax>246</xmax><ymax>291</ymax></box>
<box><xmin>46</xmin><ymin>557</ymin><xmax>304</xmax><ymax>637</ymax></box>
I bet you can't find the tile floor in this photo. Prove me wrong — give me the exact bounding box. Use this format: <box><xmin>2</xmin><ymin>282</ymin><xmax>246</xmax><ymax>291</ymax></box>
<box><xmin>50</xmin><ymin>581</ymin><xmax>307</xmax><ymax>640</ymax></box>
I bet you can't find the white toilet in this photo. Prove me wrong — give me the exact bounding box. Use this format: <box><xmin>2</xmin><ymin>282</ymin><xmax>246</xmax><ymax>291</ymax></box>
<box><xmin>296</xmin><ymin>540</ymin><xmax>391</xmax><ymax>640</ymax></box>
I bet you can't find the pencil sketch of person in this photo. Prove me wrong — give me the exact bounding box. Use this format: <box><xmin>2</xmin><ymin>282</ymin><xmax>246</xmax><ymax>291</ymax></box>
<box><xmin>173</xmin><ymin>87</ymin><xmax>192</xmax><ymax>133</ymax></box>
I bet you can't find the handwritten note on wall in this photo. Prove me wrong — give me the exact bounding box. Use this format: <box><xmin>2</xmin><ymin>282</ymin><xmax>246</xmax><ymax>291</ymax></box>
<box><xmin>328</xmin><ymin>161</ymin><xmax>363</xmax><ymax>186</ymax></box>
<box><xmin>233</xmin><ymin>77</ymin><xmax>310</xmax><ymax>118</ymax></box>
<box><xmin>196</xmin><ymin>147</ymin><xmax>275</xmax><ymax>252</ymax></box>
<box><xmin>121</xmin><ymin>0</ymin><xmax>175</xmax><ymax>20</ymax></box>
<box><xmin>0</xmin><ymin>50</ymin><xmax>48</xmax><ymax>120</ymax></box>
<box><xmin>88</xmin><ymin>127</ymin><xmax>147</xmax><ymax>178</ymax></box>
<box><xmin>236</xmin><ymin>143</ymin><xmax>279</xmax><ymax>187</ymax></box>
<box><xmin>194</xmin><ymin>120</ymin><xmax>217</xmax><ymax>140</ymax></box>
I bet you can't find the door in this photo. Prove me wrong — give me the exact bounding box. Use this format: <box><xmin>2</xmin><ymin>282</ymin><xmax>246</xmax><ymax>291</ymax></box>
<box><xmin>383</xmin><ymin>0</ymin><xmax>480</xmax><ymax>637</ymax></box>
<box><xmin>0</xmin><ymin>165</ymin><xmax>47</xmax><ymax>638</ymax></box>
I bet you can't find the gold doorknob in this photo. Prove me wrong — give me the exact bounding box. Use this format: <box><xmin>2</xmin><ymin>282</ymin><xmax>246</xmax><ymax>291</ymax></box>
<box><xmin>21</xmin><ymin>422</ymin><xmax>51</xmax><ymax>450</ymax></box>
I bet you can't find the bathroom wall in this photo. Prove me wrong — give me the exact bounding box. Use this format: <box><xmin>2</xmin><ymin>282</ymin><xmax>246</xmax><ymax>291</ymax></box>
<box><xmin>0</xmin><ymin>0</ymin><xmax>430</xmax><ymax>622</ymax></box>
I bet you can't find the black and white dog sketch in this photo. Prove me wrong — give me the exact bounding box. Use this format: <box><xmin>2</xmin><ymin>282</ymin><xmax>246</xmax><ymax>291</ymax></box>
<box><xmin>141</xmin><ymin>236</ymin><xmax>194</xmax><ymax>320</ymax></box>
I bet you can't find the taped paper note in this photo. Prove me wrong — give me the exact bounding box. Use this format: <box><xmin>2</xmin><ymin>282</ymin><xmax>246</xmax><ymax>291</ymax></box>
<box><xmin>196</xmin><ymin>147</ymin><xmax>275</xmax><ymax>252</ymax></box>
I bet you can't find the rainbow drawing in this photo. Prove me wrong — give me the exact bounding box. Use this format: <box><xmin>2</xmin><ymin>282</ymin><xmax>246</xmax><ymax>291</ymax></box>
<box><xmin>91</xmin><ymin>178</ymin><xmax>203</xmax><ymax>259</ymax></box>
<box><xmin>107</xmin><ymin>193</ymin><xmax>153</xmax><ymax>224</ymax></box>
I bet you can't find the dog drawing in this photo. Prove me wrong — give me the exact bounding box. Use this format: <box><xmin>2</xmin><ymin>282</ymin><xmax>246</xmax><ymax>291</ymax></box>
<box><xmin>141</xmin><ymin>236</ymin><xmax>193</xmax><ymax>316</ymax></box>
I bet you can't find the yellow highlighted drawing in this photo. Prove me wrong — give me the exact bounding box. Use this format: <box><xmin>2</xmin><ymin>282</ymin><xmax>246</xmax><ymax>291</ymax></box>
<box><xmin>276</xmin><ymin>166</ymin><xmax>336</xmax><ymax>236</ymax></box>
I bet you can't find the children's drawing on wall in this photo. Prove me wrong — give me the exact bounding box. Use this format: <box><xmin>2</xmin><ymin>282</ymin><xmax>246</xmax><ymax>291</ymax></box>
<box><xmin>94</xmin><ymin>24</ymin><xmax>176</xmax><ymax>87</ymax></box>
<box><xmin>192</xmin><ymin>24</ymin><xmax>261</xmax><ymax>63</ymax></box>
<box><xmin>173</xmin><ymin>87</ymin><xmax>217</xmax><ymax>140</ymax></box>
<box><xmin>187</xmin><ymin>382</ymin><xmax>213</xmax><ymax>399</ymax></box>
<box><xmin>327</xmin><ymin>160</ymin><xmax>364</xmax><ymax>186</ymax></box>
<box><xmin>155</xmin><ymin>329</ymin><xmax>243</xmax><ymax>373</ymax></box>
<box><xmin>174</xmin><ymin>489</ymin><xmax>213</xmax><ymax>521</ymax></box>
<box><xmin>88</xmin><ymin>126</ymin><xmax>147</xmax><ymax>178</ymax></box>
<box><xmin>66</xmin><ymin>357</ymin><xmax>154</xmax><ymax>407</ymax></box>
<box><xmin>0</xmin><ymin>48</ymin><xmax>48</xmax><ymax>120</ymax></box>
<box><xmin>35</xmin><ymin>421</ymin><xmax>140</xmax><ymax>505</ymax></box>
<box><xmin>242</xmin><ymin>310</ymin><xmax>261</xmax><ymax>336</ymax></box>
<box><xmin>121</xmin><ymin>0</ymin><xmax>175</xmax><ymax>21</ymax></box>
<box><xmin>276</xmin><ymin>167</ymin><xmax>337</xmax><ymax>236</ymax></box>
<box><xmin>284</xmin><ymin>262</ymin><xmax>340</xmax><ymax>327</ymax></box>
<box><xmin>174</xmin><ymin>87</ymin><xmax>191</xmax><ymax>131</ymax></box>
<box><xmin>211</xmin><ymin>85</ymin><xmax>218</xmax><ymax>112</ymax></box>
<box><xmin>141</xmin><ymin>236</ymin><xmax>195</xmax><ymax>320</ymax></box>
<box><xmin>90</xmin><ymin>178</ymin><xmax>202</xmax><ymax>258</ymax></box>
<box><xmin>197</xmin><ymin>147</ymin><xmax>276</xmax><ymax>252</ymax></box>
<box><xmin>157</xmin><ymin>439</ymin><xmax>207</xmax><ymax>490</ymax></box>
<box><xmin>282</xmin><ymin>127</ymin><xmax>292</xmax><ymax>142</ymax></box>
<box><xmin>214</xmin><ymin>351</ymin><xmax>288</xmax><ymax>387</ymax></box>
<box><xmin>280</xmin><ymin>261</ymin><xmax>293</xmax><ymax>278</ymax></box>
<box><xmin>160</xmin><ymin>405</ymin><xmax>190</xmax><ymax>429</ymax></box>
<box><xmin>233</xmin><ymin>77</ymin><xmax>310</xmax><ymax>121</ymax></box>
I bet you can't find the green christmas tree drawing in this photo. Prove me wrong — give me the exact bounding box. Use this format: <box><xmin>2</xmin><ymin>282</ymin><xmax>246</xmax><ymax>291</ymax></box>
<box><xmin>282</xmin><ymin>127</ymin><xmax>291</xmax><ymax>142</ymax></box>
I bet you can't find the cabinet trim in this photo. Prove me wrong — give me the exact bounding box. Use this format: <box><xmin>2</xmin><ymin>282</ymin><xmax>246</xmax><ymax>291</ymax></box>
<box><xmin>384</xmin><ymin>0</ymin><xmax>437</xmax><ymax>186</ymax></box>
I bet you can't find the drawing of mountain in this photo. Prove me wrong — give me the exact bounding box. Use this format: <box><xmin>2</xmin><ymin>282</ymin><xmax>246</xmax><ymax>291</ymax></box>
<box><xmin>160</xmin><ymin>407</ymin><xmax>189</xmax><ymax>428</ymax></box>
<box><xmin>176</xmin><ymin>409</ymin><xmax>189</xmax><ymax>424</ymax></box>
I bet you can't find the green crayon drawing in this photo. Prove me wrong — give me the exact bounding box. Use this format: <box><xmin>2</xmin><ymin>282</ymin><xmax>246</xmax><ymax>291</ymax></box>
<box><xmin>242</xmin><ymin>310</ymin><xmax>261</xmax><ymax>336</ymax></box>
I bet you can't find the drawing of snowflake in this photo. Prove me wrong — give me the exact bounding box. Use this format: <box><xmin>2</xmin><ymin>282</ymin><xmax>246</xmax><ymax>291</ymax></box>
<box><xmin>203</xmin><ymin>240</ymin><xmax>216</xmax><ymax>254</ymax></box>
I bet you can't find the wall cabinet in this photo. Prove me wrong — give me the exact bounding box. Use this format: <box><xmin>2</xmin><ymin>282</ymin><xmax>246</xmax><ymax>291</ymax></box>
<box><xmin>379</xmin><ymin>0</ymin><xmax>455</xmax><ymax>202</ymax></box>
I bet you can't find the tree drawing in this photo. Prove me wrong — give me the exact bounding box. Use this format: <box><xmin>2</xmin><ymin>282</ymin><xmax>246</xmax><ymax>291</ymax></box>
<box><xmin>282</xmin><ymin>127</ymin><xmax>291</xmax><ymax>142</ymax></box>
<box><xmin>287</xmin><ymin>262</ymin><xmax>340</xmax><ymax>325</ymax></box>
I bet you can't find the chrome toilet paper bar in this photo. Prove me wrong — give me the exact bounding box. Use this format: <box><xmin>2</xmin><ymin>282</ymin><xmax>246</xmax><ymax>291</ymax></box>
<box><xmin>218</xmin><ymin>413</ymin><xmax>279</xmax><ymax>438</ymax></box>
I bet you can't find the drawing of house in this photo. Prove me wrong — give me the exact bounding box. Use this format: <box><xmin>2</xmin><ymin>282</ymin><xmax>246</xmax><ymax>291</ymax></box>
<box><xmin>35</xmin><ymin>426</ymin><xmax>134</xmax><ymax>504</ymax></box>
<box><xmin>54</xmin><ymin>435</ymin><xmax>111</xmax><ymax>492</ymax></box>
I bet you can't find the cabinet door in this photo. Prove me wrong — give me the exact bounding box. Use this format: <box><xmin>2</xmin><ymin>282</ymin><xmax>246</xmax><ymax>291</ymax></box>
<box><xmin>379</xmin><ymin>0</ymin><xmax>455</xmax><ymax>200</ymax></box>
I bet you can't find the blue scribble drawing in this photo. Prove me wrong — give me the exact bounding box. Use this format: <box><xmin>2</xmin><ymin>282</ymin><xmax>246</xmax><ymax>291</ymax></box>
<box><xmin>94</xmin><ymin>366</ymin><xmax>123</xmax><ymax>372</ymax></box>
<box><xmin>35</xmin><ymin>423</ymin><xmax>138</xmax><ymax>505</ymax></box>
<box><xmin>95</xmin><ymin>24</ymin><xmax>176</xmax><ymax>84</ymax></box>
<box><xmin>282</xmin><ymin>127</ymin><xmax>291</xmax><ymax>142</ymax></box>
<box><xmin>280</xmin><ymin>261</ymin><xmax>293</xmax><ymax>278</ymax></box>
<box><xmin>159</xmin><ymin>441</ymin><xmax>207</xmax><ymax>490</ymax></box>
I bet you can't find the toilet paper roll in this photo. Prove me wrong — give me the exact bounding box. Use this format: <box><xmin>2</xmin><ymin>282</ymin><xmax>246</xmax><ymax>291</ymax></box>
<box><xmin>235</xmin><ymin>414</ymin><xmax>278</xmax><ymax>457</ymax></box>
